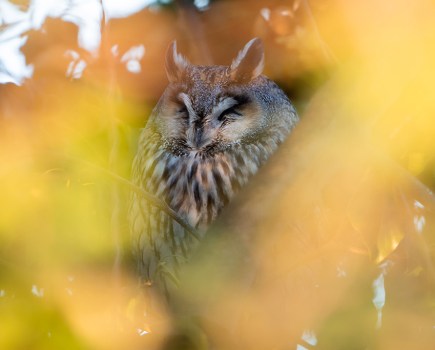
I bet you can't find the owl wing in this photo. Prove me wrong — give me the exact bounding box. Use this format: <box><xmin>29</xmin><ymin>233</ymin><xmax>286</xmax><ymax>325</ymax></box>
<box><xmin>129</xmin><ymin>127</ymin><xmax>195</xmax><ymax>293</ymax></box>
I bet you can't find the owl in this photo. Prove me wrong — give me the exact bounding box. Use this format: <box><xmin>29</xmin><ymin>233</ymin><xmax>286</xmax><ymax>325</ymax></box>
<box><xmin>129</xmin><ymin>38</ymin><xmax>298</xmax><ymax>294</ymax></box>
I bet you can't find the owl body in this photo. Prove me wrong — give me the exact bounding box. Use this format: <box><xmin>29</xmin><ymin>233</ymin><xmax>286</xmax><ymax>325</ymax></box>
<box><xmin>129</xmin><ymin>39</ymin><xmax>298</xmax><ymax>291</ymax></box>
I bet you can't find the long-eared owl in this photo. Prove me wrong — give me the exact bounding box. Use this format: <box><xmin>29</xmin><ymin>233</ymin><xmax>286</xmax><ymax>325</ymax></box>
<box><xmin>129</xmin><ymin>38</ymin><xmax>298</xmax><ymax>292</ymax></box>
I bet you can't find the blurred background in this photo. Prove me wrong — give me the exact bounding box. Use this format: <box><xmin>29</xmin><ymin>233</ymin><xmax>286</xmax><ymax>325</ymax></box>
<box><xmin>0</xmin><ymin>0</ymin><xmax>435</xmax><ymax>349</ymax></box>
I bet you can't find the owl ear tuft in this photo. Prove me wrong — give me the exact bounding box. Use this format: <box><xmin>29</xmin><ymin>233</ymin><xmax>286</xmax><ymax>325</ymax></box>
<box><xmin>165</xmin><ymin>41</ymin><xmax>190</xmax><ymax>83</ymax></box>
<box><xmin>229</xmin><ymin>38</ymin><xmax>264</xmax><ymax>83</ymax></box>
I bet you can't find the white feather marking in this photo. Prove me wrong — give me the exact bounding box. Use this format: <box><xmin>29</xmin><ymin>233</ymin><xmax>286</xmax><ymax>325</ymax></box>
<box><xmin>172</xmin><ymin>42</ymin><xmax>189</xmax><ymax>71</ymax></box>
<box><xmin>230</xmin><ymin>38</ymin><xmax>256</xmax><ymax>70</ymax></box>
<box><xmin>179</xmin><ymin>93</ymin><xmax>196</xmax><ymax>118</ymax></box>
<box><xmin>230</xmin><ymin>38</ymin><xmax>264</xmax><ymax>80</ymax></box>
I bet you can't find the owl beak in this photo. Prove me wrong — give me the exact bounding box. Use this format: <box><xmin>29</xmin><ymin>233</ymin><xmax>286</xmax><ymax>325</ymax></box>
<box><xmin>188</xmin><ymin>123</ymin><xmax>215</xmax><ymax>150</ymax></box>
<box><xmin>194</xmin><ymin>128</ymin><xmax>213</xmax><ymax>149</ymax></box>
<box><xmin>194</xmin><ymin>128</ymin><xmax>205</xmax><ymax>148</ymax></box>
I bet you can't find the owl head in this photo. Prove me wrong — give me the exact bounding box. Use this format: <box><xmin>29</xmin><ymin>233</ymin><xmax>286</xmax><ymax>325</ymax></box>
<box><xmin>151</xmin><ymin>38</ymin><xmax>292</xmax><ymax>156</ymax></box>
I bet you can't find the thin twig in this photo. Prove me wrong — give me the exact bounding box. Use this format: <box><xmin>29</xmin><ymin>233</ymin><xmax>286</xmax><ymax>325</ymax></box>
<box><xmin>61</xmin><ymin>154</ymin><xmax>201</xmax><ymax>240</ymax></box>
<box><xmin>99</xmin><ymin>0</ymin><xmax>124</xmax><ymax>282</ymax></box>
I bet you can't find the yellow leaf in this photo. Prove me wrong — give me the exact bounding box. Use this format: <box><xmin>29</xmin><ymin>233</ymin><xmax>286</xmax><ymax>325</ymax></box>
<box><xmin>376</xmin><ymin>228</ymin><xmax>404</xmax><ymax>264</ymax></box>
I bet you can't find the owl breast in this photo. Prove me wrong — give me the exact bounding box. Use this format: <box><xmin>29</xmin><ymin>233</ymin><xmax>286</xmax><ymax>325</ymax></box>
<box><xmin>130</xmin><ymin>132</ymin><xmax>277</xmax><ymax>288</ymax></box>
<box><xmin>141</xmin><ymin>138</ymin><xmax>273</xmax><ymax>232</ymax></box>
